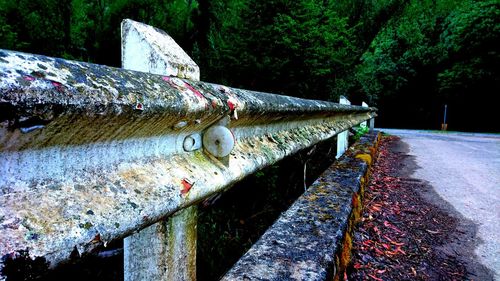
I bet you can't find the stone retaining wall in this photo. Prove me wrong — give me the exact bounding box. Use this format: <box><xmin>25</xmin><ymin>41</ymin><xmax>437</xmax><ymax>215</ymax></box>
<box><xmin>222</xmin><ymin>132</ymin><xmax>381</xmax><ymax>280</ymax></box>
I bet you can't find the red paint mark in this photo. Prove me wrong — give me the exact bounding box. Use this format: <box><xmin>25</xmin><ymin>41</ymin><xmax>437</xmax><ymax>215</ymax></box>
<box><xmin>162</xmin><ymin>76</ymin><xmax>185</xmax><ymax>91</ymax></box>
<box><xmin>24</xmin><ymin>75</ymin><xmax>35</xmax><ymax>81</ymax></box>
<box><xmin>49</xmin><ymin>80</ymin><xmax>65</xmax><ymax>92</ymax></box>
<box><xmin>90</xmin><ymin>234</ymin><xmax>101</xmax><ymax>244</ymax></box>
<box><xmin>227</xmin><ymin>100</ymin><xmax>235</xmax><ymax>111</ymax></box>
<box><xmin>135</xmin><ymin>103</ymin><xmax>144</xmax><ymax>110</ymax></box>
<box><xmin>184</xmin><ymin>82</ymin><xmax>205</xmax><ymax>99</ymax></box>
<box><xmin>211</xmin><ymin>99</ymin><xmax>218</xmax><ymax>108</ymax></box>
<box><xmin>50</xmin><ymin>81</ymin><xmax>62</xmax><ymax>87</ymax></box>
<box><xmin>181</xmin><ymin>178</ymin><xmax>193</xmax><ymax>195</ymax></box>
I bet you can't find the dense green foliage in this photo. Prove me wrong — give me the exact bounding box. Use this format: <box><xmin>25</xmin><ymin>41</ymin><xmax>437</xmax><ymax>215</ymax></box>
<box><xmin>0</xmin><ymin>0</ymin><xmax>498</xmax><ymax>131</ymax></box>
<box><xmin>356</xmin><ymin>0</ymin><xmax>500</xmax><ymax>130</ymax></box>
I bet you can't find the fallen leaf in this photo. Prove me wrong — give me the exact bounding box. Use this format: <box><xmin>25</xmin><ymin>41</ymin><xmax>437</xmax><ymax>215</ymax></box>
<box><xmin>374</xmin><ymin>247</ymin><xmax>384</xmax><ymax>256</ymax></box>
<box><xmin>367</xmin><ymin>273</ymin><xmax>383</xmax><ymax>281</ymax></box>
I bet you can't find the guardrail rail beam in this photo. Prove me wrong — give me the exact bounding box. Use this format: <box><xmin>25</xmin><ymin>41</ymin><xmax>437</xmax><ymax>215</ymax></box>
<box><xmin>0</xmin><ymin>20</ymin><xmax>376</xmax><ymax>280</ymax></box>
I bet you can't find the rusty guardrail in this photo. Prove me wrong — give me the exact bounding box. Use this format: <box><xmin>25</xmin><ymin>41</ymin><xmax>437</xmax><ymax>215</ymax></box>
<box><xmin>0</xmin><ymin>20</ymin><xmax>376</xmax><ymax>280</ymax></box>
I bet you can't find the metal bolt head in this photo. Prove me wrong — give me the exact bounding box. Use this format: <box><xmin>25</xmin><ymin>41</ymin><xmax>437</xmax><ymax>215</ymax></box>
<box><xmin>183</xmin><ymin>133</ymin><xmax>202</xmax><ymax>152</ymax></box>
<box><xmin>203</xmin><ymin>126</ymin><xmax>235</xmax><ymax>158</ymax></box>
<box><xmin>183</xmin><ymin>136</ymin><xmax>196</xmax><ymax>151</ymax></box>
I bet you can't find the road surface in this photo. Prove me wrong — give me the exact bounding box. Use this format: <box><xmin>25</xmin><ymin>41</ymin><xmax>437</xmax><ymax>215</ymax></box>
<box><xmin>382</xmin><ymin>129</ymin><xmax>500</xmax><ymax>280</ymax></box>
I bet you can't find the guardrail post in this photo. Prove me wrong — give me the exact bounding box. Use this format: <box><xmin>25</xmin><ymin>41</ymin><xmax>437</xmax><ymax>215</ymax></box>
<box><xmin>336</xmin><ymin>96</ymin><xmax>351</xmax><ymax>158</ymax></box>
<box><xmin>121</xmin><ymin>19</ymin><xmax>199</xmax><ymax>281</ymax></box>
<box><xmin>369</xmin><ymin>117</ymin><xmax>375</xmax><ymax>132</ymax></box>
<box><xmin>361</xmin><ymin>102</ymin><xmax>369</xmax><ymax>129</ymax></box>
<box><xmin>361</xmin><ymin>102</ymin><xmax>376</xmax><ymax>132</ymax></box>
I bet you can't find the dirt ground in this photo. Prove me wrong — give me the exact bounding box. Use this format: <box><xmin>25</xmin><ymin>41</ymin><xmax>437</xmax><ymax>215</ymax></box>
<box><xmin>348</xmin><ymin>136</ymin><xmax>494</xmax><ymax>281</ymax></box>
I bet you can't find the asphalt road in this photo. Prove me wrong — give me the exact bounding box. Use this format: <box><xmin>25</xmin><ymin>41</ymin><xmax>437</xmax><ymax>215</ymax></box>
<box><xmin>382</xmin><ymin>129</ymin><xmax>500</xmax><ymax>280</ymax></box>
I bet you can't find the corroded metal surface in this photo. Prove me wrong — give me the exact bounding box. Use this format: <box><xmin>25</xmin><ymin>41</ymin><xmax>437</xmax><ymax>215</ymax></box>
<box><xmin>0</xmin><ymin>49</ymin><xmax>376</xmax><ymax>276</ymax></box>
<box><xmin>222</xmin><ymin>133</ymin><xmax>380</xmax><ymax>280</ymax></box>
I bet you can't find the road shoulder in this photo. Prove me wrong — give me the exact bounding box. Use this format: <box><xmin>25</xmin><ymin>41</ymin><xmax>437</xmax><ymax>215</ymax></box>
<box><xmin>349</xmin><ymin>135</ymin><xmax>494</xmax><ymax>280</ymax></box>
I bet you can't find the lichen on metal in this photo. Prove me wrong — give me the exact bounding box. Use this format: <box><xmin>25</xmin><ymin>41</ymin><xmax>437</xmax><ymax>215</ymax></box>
<box><xmin>0</xmin><ymin>49</ymin><xmax>376</xmax><ymax>277</ymax></box>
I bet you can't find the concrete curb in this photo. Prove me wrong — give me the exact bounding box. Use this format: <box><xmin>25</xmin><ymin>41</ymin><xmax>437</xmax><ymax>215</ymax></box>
<box><xmin>222</xmin><ymin>132</ymin><xmax>381</xmax><ymax>280</ymax></box>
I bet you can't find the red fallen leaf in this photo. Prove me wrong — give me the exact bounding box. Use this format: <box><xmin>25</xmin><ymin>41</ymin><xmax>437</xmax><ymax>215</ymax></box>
<box><xmin>383</xmin><ymin>235</ymin><xmax>404</xmax><ymax>246</ymax></box>
<box><xmin>376</xmin><ymin>269</ymin><xmax>387</xmax><ymax>274</ymax></box>
<box><xmin>362</xmin><ymin>240</ymin><xmax>373</xmax><ymax>247</ymax></box>
<box><xmin>181</xmin><ymin>178</ymin><xmax>194</xmax><ymax>195</ymax></box>
<box><xmin>368</xmin><ymin>273</ymin><xmax>383</xmax><ymax>281</ymax></box>
<box><xmin>353</xmin><ymin>263</ymin><xmax>363</xmax><ymax>269</ymax></box>
<box><xmin>381</xmin><ymin>243</ymin><xmax>390</xmax><ymax>250</ymax></box>
<box><xmin>385</xmin><ymin>250</ymin><xmax>396</xmax><ymax>256</ymax></box>
<box><xmin>383</xmin><ymin>220</ymin><xmax>402</xmax><ymax>233</ymax></box>
<box><xmin>386</xmin><ymin>246</ymin><xmax>406</xmax><ymax>256</ymax></box>
<box><xmin>374</xmin><ymin>247</ymin><xmax>384</xmax><ymax>256</ymax></box>
<box><xmin>395</xmin><ymin>246</ymin><xmax>406</xmax><ymax>254</ymax></box>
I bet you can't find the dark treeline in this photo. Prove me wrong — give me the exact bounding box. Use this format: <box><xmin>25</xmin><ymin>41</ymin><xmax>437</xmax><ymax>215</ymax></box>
<box><xmin>0</xmin><ymin>0</ymin><xmax>498</xmax><ymax>131</ymax></box>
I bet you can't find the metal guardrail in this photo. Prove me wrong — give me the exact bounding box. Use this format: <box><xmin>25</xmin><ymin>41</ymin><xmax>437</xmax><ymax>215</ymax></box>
<box><xmin>0</xmin><ymin>20</ymin><xmax>376</xmax><ymax>280</ymax></box>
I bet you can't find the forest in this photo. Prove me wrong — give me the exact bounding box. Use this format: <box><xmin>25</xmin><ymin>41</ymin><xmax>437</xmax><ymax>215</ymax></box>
<box><xmin>0</xmin><ymin>0</ymin><xmax>499</xmax><ymax>132</ymax></box>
